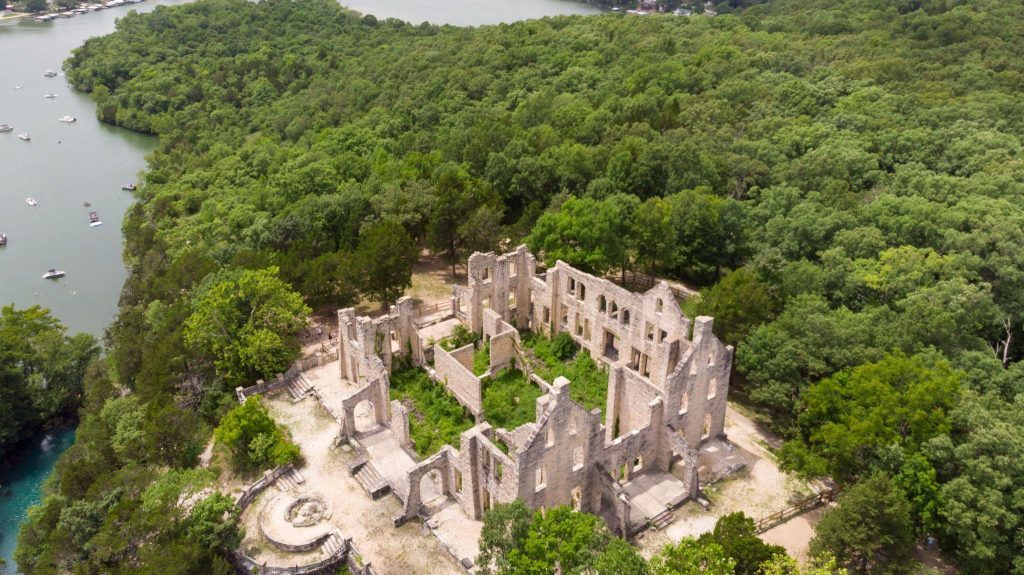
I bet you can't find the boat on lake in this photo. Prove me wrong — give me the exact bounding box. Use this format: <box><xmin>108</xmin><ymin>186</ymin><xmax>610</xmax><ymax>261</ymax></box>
<box><xmin>0</xmin><ymin>233</ymin><xmax>7</xmax><ymax>247</ymax></box>
<box><xmin>43</xmin><ymin>70</ymin><xmax>57</xmax><ymax>77</ymax></box>
<box><xmin>121</xmin><ymin>183</ymin><xmax>137</xmax><ymax>191</ymax></box>
<box><xmin>89</xmin><ymin>211</ymin><xmax>102</xmax><ymax>226</ymax></box>
<box><xmin>26</xmin><ymin>197</ymin><xmax>38</xmax><ymax>206</ymax></box>
<box><xmin>0</xmin><ymin>124</ymin><xmax>12</xmax><ymax>132</ymax></box>
<box><xmin>19</xmin><ymin>133</ymin><xmax>30</xmax><ymax>141</ymax></box>
<box><xmin>43</xmin><ymin>93</ymin><xmax>57</xmax><ymax>99</ymax></box>
<box><xmin>42</xmin><ymin>269</ymin><xmax>65</xmax><ymax>280</ymax></box>
<box><xmin>59</xmin><ymin>115</ymin><xmax>76</xmax><ymax>123</ymax></box>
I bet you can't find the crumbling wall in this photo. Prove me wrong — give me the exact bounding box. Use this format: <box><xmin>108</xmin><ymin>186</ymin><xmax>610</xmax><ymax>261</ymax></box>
<box><xmin>482</xmin><ymin>308</ymin><xmax>519</xmax><ymax>374</ymax></box>
<box><xmin>605</xmin><ymin>367</ymin><xmax>662</xmax><ymax>443</ymax></box>
<box><xmin>513</xmin><ymin>378</ymin><xmax>603</xmax><ymax>512</ymax></box>
<box><xmin>390</xmin><ymin>400</ymin><xmax>411</xmax><ymax>448</ymax></box>
<box><xmin>432</xmin><ymin>344</ymin><xmax>483</xmax><ymax>417</ymax></box>
<box><xmin>663</xmin><ymin>317</ymin><xmax>734</xmax><ymax>447</ymax></box>
<box><xmin>452</xmin><ymin>424</ymin><xmax>520</xmax><ymax>520</ymax></box>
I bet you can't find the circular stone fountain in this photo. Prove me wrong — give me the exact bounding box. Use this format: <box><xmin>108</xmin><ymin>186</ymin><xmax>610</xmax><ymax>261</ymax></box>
<box><xmin>258</xmin><ymin>492</ymin><xmax>335</xmax><ymax>552</ymax></box>
<box><xmin>286</xmin><ymin>494</ymin><xmax>332</xmax><ymax>527</ymax></box>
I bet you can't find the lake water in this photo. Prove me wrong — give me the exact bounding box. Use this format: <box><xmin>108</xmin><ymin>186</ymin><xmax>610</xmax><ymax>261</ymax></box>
<box><xmin>341</xmin><ymin>0</ymin><xmax>602</xmax><ymax>25</ymax></box>
<box><xmin>0</xmin><ymin>427</ymin><xmax>76</xmax><ymax>574</ymax></box>
<box><xmin>0</xmin><ymin>0</ymin><xmax>602</xmax><ymax>572</ymax></box>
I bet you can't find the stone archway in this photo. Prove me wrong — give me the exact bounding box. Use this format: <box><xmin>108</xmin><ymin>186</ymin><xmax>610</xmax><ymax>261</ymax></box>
<box><xmin>354</xmin><ymin>400</ymin><xmax>376</xmax><ymax>433</ymax></box>
<box><xmin>402</xmin><ymin>450</ymin><xmax>454</xmax><ymax>521</ymax></box>
<box><xmin>340</xmin><ymin>378</ymin><xmax>388</xmax><ymax>440</ymax></box>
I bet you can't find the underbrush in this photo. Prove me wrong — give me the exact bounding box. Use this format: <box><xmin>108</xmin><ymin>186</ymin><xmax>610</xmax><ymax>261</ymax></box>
<box><xmin>481</xmin><ymin>368</ymin><xmax>542</xmax><ymax>431</ymax></box>
<box><xmin>390</xmin><ymin>367</ymin><xmax>474</xmax><ymax>457</ymax></box>
<box><xmin>522</xmin><ymin>332</ymin><xmax>609</xmax><ymax>414</ymax></box>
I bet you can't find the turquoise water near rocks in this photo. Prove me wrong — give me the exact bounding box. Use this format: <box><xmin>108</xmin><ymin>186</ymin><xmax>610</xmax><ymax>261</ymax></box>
<box><xmin>0</xmin><ymin>427</ymin><xmax>76</xmax><ymax>575</ymax></box>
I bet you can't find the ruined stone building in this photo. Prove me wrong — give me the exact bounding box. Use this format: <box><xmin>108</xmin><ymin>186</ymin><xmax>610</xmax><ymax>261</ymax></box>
<box><xmin>333</xmin><ymin>246</ymin><xmax>734</xmax><ymax>538</ymax></box>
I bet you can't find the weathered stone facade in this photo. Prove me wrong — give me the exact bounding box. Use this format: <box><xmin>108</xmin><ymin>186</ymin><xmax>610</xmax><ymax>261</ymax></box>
<box><xmin>335</xmin><ymin>246</ymin><xmax>734</xmax><ymax>539</ymax></box>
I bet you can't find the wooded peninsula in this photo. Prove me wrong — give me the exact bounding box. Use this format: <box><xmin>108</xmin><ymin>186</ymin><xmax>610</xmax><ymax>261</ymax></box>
<box><xmin>10</xmin><ymin>0</ymin><xmax>1024</xmax><ymax>574</ymax></box>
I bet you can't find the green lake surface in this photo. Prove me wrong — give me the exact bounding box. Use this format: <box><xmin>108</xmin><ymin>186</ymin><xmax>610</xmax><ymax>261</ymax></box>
<box><xmin>0</xmin><ymin>0</ymin><xmax>603</xmax><ymax>572</ymax></box>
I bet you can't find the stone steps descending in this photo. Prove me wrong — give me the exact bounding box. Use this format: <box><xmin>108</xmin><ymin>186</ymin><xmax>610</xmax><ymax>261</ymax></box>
<box><xmin>274</xmin><ymin>466</ymin><xmax>305</xmax><ymax>492</ymax></box>
<box><xmin>354</xmin><ymin>462</ymin><xmax>390</xmax><ymax>500</ymax></box>
<box><xmin>649</xmin><ymin>508</ymin><xmax>674</xmax><ymax>530</ymax></box>
<box><xmin>286</xmin><ymin>374</ymin><xmax>314</xmax><ymax>401</ymax></box>
<box><xmin>322</xmin><ymin>531</ymin><xmax>344</xmax><ymax>557</ymax></box>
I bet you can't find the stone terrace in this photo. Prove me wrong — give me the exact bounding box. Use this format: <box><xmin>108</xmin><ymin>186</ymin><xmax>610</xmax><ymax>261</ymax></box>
<box><xmin>246</xmin><ymin>392</ymin><xmax>465</xmax><ymax>574</ymax></box>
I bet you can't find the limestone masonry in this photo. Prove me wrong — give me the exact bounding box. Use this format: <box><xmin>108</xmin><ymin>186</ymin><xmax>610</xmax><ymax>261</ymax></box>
<box><xmin>334</xmin><ymin>245</ymin><xmax>734</xmax><ymax>539</ymax></box>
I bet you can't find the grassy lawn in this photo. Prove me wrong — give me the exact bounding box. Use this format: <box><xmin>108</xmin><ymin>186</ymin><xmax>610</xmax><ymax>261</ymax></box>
<box><xmin>481</xmin><ymin>368</ymin><xmax>543</xmax><ymax>431</ymax></box>
<box><xmin>390</xmin><ymin>367</ymin><xmax>474</xmax><ymax>458</ymax></box>
<box><xmin>522</xmin><ymin>331</ymin><xmax>609</xmax><ymax>415</ymax></box>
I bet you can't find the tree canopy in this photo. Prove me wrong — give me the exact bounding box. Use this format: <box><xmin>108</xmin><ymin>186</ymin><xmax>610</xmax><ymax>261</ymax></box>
<box><xmin>17</xmin><ymin>0</ymin><xmax>1024</xmax><ymax>571</ymax></box>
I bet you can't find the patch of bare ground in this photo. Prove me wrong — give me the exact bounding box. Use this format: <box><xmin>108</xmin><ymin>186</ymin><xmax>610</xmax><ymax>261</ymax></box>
<box><xmin>243</xmin><ymin>393</ymin><xmax>463</xmax><ymax>575</ymax></box>
<box><xmin>637</xmin><ymin>404</ymin><xmax>816</xmax><ymax>559</ymax></box>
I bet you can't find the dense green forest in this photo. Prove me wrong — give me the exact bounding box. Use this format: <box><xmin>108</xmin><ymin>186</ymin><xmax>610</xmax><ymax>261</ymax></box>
<box><xmin>15</xmin><ymin>0</ymin><xmax>1024</xmax><ymax>573</ymax></box>
<box><xmin>0</xmin><ymin>306</ymin><xmax>98</xmax><ymax>460</ymax></box>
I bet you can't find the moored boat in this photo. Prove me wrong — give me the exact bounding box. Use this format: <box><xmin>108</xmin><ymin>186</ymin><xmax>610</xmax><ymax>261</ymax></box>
<box><xmin>59</xmin><ymin>115</ymin><xmax>76</xmax><ymax>123</ymax></box>
<box><xmin>0</xmin><ymin>233</ymin><xmax>7</xmax><ymax>247</ymax></box>
<box><xmin>43</xmin><ymin>93</ymin><xmax>57</xmax><ymax>99</ymax></box>
<box><xmin>0</xmin><ymin>124</ymin><xmax>12</xmax><ymax>132</ymax></box>
<box><xmin>121</xmin><ymin>183</ymin><xmax>137</xmax><ymax>191</ymax></box>
<box><xmin>26</xmin><ymin>197</ymin><xmax>38</xmax><ymax>206</ymax></box>
<box><xmin>44</xmin><ymin>70</ymin><xmax>57</xmax><ymax>77</ymax></box>
<box><xmin>18</xmin><ymin>133</ymin><xmax>30</xmax><ymax>141</ymax></box>
<box><xmin>42</xmin><ymin>269</ymin><xmax>66</xmax><ymax>280</ymax></box>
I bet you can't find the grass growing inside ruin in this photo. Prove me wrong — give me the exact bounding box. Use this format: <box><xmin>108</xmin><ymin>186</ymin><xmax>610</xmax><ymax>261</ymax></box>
<box><xmin>473</xmin><ymin>342</ymin><xmax>490</xmax><ymax>376</ymax></box>
<box><xmin>481</xmin><ymin>368</ymin><xmax>542</xmax><ymax>431</ymax></box>
<box><xmin>390</xmin><ymin>367</ymin><xmax>474</xmax><ymax>458</ymax></box>
<box><xmin>522</xmin><ymin>332</ymin><xmax>609</xmax><ymax>415</ymax></box>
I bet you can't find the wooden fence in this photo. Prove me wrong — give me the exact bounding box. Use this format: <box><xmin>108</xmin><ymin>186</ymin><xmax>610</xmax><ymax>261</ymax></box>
<box><xmin>754</xmin><ymin>487</ymin><xmax>840</xmax><ymax>533</ymax></box>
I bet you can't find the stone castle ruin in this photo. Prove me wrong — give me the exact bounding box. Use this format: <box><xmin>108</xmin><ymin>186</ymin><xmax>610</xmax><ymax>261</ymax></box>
<box><xmin>332</xmin><ymin>246</ymin><xmax>734</xmax><ymax>540</ymax></box>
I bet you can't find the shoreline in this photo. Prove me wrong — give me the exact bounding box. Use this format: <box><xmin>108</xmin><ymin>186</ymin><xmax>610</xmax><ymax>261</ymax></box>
<box><xmin>0</xmin><ymin>415</ymin><xmax>79</xmax><ymax>474</ymax></box>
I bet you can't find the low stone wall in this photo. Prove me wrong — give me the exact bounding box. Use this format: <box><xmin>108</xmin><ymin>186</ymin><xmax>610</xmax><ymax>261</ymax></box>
<box><xmin>236</xmin><ymin>465</ymin><xmax>293</xmax><ymax>511</ymax></box>
<box><xmin>230</xmin><ymin>544</ymin><xmax>347</xmax><ymax>575</ymax></box>
<box><xmin>432</xmin><ymin>344</ymin><xmax>483</xmax><ymax>416</ymax></box>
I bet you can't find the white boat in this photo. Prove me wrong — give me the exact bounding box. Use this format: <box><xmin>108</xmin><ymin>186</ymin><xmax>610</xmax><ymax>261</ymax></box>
<box><xmin>18</xmin><ymin>133</ymin><xmax>30</xmax><ymax>141</ymax></box>
<box><xmin>0</xmin><ymin>124</ymin><xmax>12</xmax><ymax>132</ymax></box>
<box><xmin>59</xmin><ymin>116</ymin><xmax>77</xmax><ymax>123</ymax></box>
<box><xmin>121</xmin><ymin>183</ymin><xmax>137</xmax><ymax>191</ymax></box>
<box><xmin>89</xmin><ymin>211</ymin><xmax>102</xmax><ymax>226</ymax></box>
<box><xmin>14</xmin><ymin>85</ymin><xmax>21</xmax><ymax>90</ymax></box>
<box><xmin>43</xmin><ymin>93</ymin><xmax>57</xmax><ymax>99</ymax></box>
<box><xmin>42</xmin><ymin>269</ymin><xmax>66</xmax><ymax>280</ymax></box>
<box><xmin>90</xmin><ymin>220</ymin><xmax>103</xmax><ymax>227</ymax></box>
<box><xmin>26</xmin><ymin>197</ymin><xmax>38</xmax><ymax>206</ymax></box>
<box><xmin>44</xmin><ymin>70</ymin><xmax>57</xmax><ymax>78</ymax></box>
<box><xmin>0</xmin><ymin>233</ymin><xmax>7</xmax><ymax>247</ymax></box>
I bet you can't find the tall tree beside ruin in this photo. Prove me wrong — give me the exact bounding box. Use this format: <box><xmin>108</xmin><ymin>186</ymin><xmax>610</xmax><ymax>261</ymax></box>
<box><xmin>810</xmin><ymin>473</ymin><xmax>915</xmax><ymax>575</ymax></box>
<box><xmin>428</xmin><ymin>164</ymin><xmax>501</xmax><ymax>277</ymax></box>
<box><xmin>184</xmin><ymin>267</ymin><xmax>310</xmax><ymax>386</ymax></box>
<box><xmin>527</xmin><ymin>194</ymin><xmax>637</xmax><ymax>278</ymax></box>
<box><xmin>352</xmin><ymin>219</ymin><xmax>418</xmax><ymax>309</ymax></box>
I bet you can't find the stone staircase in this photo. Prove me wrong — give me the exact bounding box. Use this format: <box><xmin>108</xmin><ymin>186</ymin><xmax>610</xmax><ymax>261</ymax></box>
<box><xmin>649</xmin><ymin>508</ymin><xmax>674</xmax><ymax>530</ymax></box>
<box><xmin>349</xmin><ymin>458</ymin><xmax>390</xmax><ymax>500</ymax></box>
<box><xmin>275</xmin><ymin>466</ymin><xmax>306</xmax><ymax>492</ymax></box>
<box><xmin>286</xmin><ymin>374</ymin><xmax>314</xmax><ymax>401</ymax></box>
<box><xmin>321</xmin><ymin>530</ymin><xmax>345</xmax><ymax>558</ymax></box>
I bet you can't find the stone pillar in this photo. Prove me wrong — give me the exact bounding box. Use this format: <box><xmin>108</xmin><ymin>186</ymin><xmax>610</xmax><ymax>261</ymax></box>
<box><xmin>605</xmin><ymin>368</ymin><xmax>623</xmax><ymax>442</ymax></box>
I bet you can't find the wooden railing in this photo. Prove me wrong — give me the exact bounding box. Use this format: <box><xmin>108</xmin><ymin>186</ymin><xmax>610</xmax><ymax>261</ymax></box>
<box><xmin>414</xmin><ymin>301</ymin><xmax>452</xmax><ymax>318</ymax></box>
<box><xmin>754</xmin><ymin>487</ymin><xmax>840</xmax><ymax>533</ymax></box>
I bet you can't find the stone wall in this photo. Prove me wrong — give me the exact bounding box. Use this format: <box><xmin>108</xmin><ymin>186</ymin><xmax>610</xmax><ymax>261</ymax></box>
<box><xmin>432</xmin><ymin>343</ymin><xmax>483</xmax><ymax>417</ymax></box>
